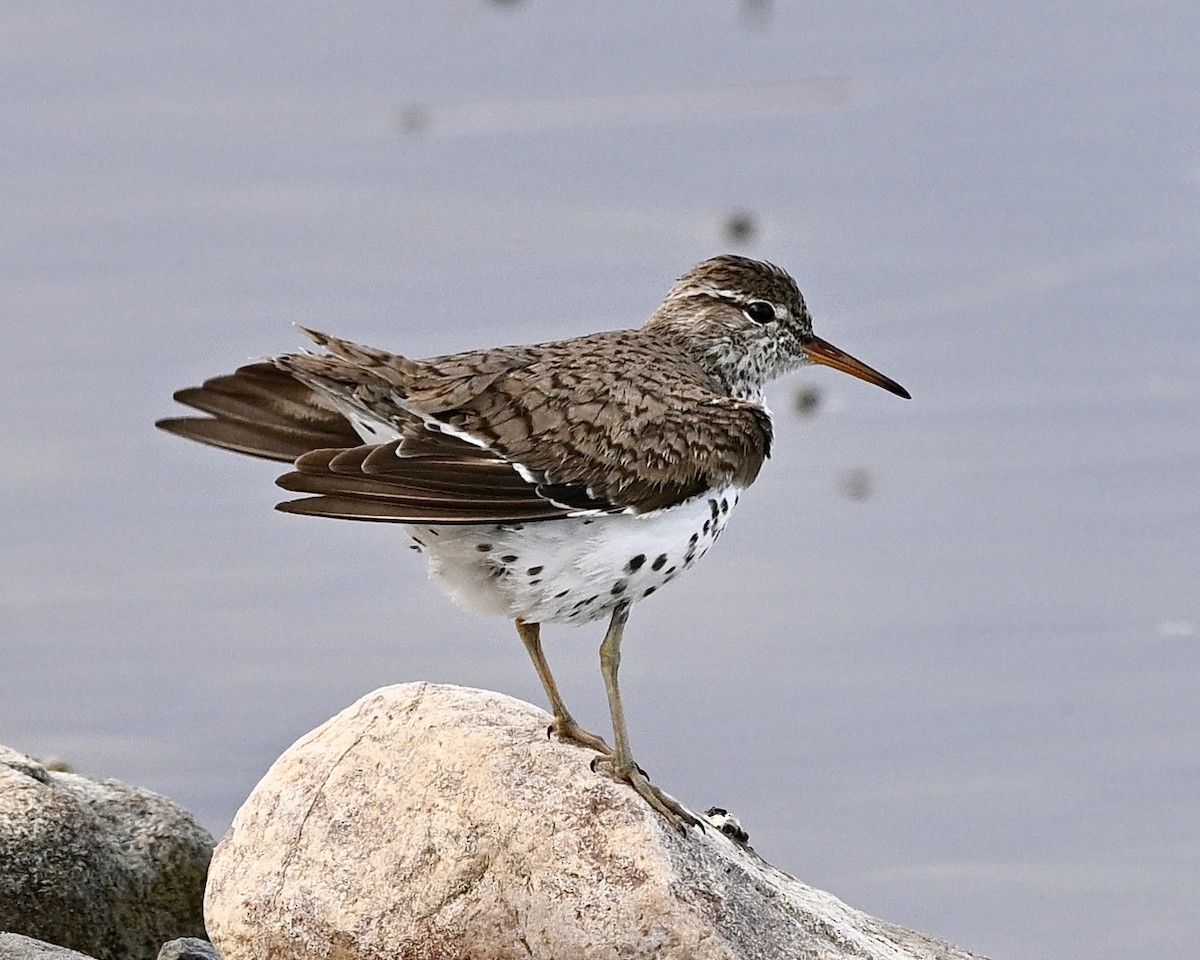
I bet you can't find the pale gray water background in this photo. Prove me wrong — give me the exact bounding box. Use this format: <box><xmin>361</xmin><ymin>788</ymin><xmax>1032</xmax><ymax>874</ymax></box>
<box><xmin>3</xmin><ymin>4</ymin><xmax>1198</xmax><ymax>957</ymax></box>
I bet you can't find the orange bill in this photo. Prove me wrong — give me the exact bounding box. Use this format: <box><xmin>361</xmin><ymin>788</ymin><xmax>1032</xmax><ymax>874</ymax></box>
<box><xmin>803</xmin><ymin>336</ymin><xmax>910</xmax><ymax>399</ymax></box>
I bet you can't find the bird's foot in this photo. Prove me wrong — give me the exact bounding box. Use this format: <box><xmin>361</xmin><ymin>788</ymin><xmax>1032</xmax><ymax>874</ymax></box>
<box><xmin>591</xmin><ymin>754</ymin><xmax>701</xmax><ymax>833</ymax></box>
<box><xmin>547</xmin><ymin>715</ymin><xmax>611</xmax><ymax>754</ymax></box>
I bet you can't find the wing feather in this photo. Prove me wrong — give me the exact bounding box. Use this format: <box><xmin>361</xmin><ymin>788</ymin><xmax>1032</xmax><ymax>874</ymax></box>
<box><xmin>156</xmin><ymin>362</ymin><xmax>362</xmax><ymax>462</ymax></box>
<box><xmin>275</xmin><ymin>441</ymin><xmax>608</xmax><ymax>523</ymax></box>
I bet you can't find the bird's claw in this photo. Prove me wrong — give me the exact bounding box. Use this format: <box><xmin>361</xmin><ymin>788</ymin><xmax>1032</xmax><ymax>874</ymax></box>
<box><xmin>548</xmin><ymin>716</ymin><xmax>611</xmax><ymax>754</ymax></box>
<box><xmin>591</xmin><ymin>754</ymin><xmax>700</xmax><ymax>833</ymax></box>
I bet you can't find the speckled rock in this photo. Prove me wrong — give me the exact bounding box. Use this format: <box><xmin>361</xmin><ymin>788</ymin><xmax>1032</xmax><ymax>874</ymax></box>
<box><xmin>205</xmin><ymin>683</ymin><xmax>990</xmax><ymax>960</ymax></box>
<box><xmin>0</xmin><ymin>745</ymin><xmax>213</xmax><ymax>960</ymax></box>
<box><xmin>156</xmin><ymin>939</ymin><xmax>221</xmax><ymax>960</ymax></box>
<box><xmin>0</xmin><ymin>933</ymin><xmax>99</xmax><ymax>960</ymax></box>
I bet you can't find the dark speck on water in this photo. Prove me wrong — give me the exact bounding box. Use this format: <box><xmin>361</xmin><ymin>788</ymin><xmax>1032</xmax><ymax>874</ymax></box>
<box><xmin>793</xmin><ymin>384</ymin><xmax>822</xmax><ymax>418</ymax></box>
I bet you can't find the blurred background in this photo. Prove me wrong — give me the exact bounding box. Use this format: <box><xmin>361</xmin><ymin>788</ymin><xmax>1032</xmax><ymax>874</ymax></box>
<box><xmin>3</xmin><ymin>4</ymin><xmax>1198</xmax><ymax>958</ymax></box>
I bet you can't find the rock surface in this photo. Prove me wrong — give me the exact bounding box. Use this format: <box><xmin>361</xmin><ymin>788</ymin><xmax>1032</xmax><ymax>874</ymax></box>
<box><xmin>0</xmin><ymin>934</ymin><xmax>223</xmax><ymax>960</ymax></box>
<box><xmin>0</xmin><ymin>745</ymin><xmax>213</xmax><ymax>960</ymax></box>
<box><xmin>206</xmin><ymin>683</ymin><xmax>991</xmax><ymax>960</ymax></box>
<box><xmin>0</xmin><ymin>933</ymin><xmax>100</xmax><ymax>960</ymax></box>
<box><xmin>156</xmin><ymin>939</ymin><xmax>222</xmax><ymax>960</ymax></box>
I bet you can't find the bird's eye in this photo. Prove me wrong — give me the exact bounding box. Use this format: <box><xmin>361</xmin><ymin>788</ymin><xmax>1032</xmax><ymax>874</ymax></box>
<box><xmin>744</xmin><ymin>300</ymin><xmax>776</xmax><ymax>324</ymax></box>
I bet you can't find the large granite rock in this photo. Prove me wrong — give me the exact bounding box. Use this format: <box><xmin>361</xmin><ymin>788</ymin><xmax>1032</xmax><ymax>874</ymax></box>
<box><xmin>0</xmin><ymin>746</ymin><xmax>212</xmax><ymax>960</ymax></box>
<box><xmin>206</xmin><ymin>683</ymin><xmax>991</xmax><ymax>960</ymax></box>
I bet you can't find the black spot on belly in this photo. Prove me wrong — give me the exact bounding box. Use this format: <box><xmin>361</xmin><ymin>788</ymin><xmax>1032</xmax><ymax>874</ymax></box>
<box><xmin>642</xmin><ymin>586</ymin><xmax>656</xmax><ymax>597</ymax></box>
<box><xmin>626</xmin><ymin>554</ymin><xmax>646</xmax><ymax>573</ymax></box>
<box><xmin>527</xmin><ymin>565</ymin><xmax>544</xmax><ymax>576</ymax></box>
<box><xmin>688</xmin><ymin>532</ymin><xmax>699</xmax><ymax>548</ymax></box>
<box><xmin>554</xmin><ymin>589</ymin><xmax>570</xmax><ymax>599</ymax></box>
<box><xmin>702</xmin><ymin>519</ymin><xmax>711</xmax><ymax>535</ymax></box>
<box><xmin>709</xmin><ymin>498</ymin><xmax>719</xmax><ymax>521</ymax></box>
<box><xmin>611</xmin><ymin>579</ymin><xmax>628</xmax><ymax>595</ymax></box>
<box><xmin>500</xmin><ymin>554</ymin><xmax>519</xmax><ymax>563</ymax></box>
<box><xmin>476</xmin><ymin>543</ymin><xmax>492</xmax><ymax>553</ymax></box>
<box><xmin>664</xmin><ymin>566</ymin><xmax>676</xmax><ymax>576</ymax></box>
<box><xmin>651</xmin><ymin>553</ymin><xmax>668</xmax><ymax>571</ymax></box>
<box><xmin>720</xmin><ymin>498</ymin><xmax>729</xmax><ymax>515</ymax></box>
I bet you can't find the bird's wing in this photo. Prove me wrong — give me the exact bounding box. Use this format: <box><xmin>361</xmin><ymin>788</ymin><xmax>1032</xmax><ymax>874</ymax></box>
<box><xmin>157</xmin><ymin>328</ymin><xmax>773</xmax><ymax>523</ymax></box>
<box><xmin>156</xmin><ymin>353</ymin><xmax>597</xmax><ymax>523</ymax></box>
<box><xmin>278</xmin><ymin>329</ymin><xmax>774</xmax><ymax>517</ymax></box>
<box><xmin>274</xmin><ymin>439</ymin><xmax>610</xmax><ymax>523</ymax></box>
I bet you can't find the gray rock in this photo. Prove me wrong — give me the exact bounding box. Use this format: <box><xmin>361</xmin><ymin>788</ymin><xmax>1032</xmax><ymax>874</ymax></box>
<box><xmin>206</xmin><ymin>683</ymin><xmax>992</xmax><ymax>960</ymax></box>
<box><xmin>0</xmin><ymin>932</ymin><xmax>99</xmax><ymax>960</ymax></box>
<box><xmin>156</xmin><ymin>939</ymin><xmax>221</xmax><ymax>960</ymax></box>
<box><xmin>0</xmin><ymin>746</ymin><xmax>213</xmax><ymax>960</ymax></box>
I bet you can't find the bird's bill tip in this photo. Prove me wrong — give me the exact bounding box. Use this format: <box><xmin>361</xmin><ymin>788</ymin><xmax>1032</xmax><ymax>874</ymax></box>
<box><xmin>803</xmin><ymin>336</ymin><xmax>910</xmax><ymax>400</ymax></box>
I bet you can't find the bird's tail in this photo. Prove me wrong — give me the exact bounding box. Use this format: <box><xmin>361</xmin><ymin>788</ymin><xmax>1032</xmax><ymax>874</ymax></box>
<box><xmin>156</xmin><ymin>360</ymin><xmax>363</xmax><ymax>463</ymax></box>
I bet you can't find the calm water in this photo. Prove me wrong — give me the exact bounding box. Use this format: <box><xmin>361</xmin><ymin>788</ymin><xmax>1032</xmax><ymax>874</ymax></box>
<box><xmin>3</xmin><ymin>5</ymin><xmax>1198</xmax><ymax>958</ymax></box>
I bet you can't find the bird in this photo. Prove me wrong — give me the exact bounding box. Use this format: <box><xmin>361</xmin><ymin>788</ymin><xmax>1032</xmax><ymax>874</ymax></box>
<box><xmin>156</xmin><ymin>254</ymin><xmax>910</xmax><ymax>829</ymax></box>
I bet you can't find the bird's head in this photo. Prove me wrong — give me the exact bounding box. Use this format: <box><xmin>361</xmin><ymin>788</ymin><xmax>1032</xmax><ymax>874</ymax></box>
<box><xmin>647</xmin><ymin>255</ymin><xmax>910</xmax><ymax>402</ymax></box>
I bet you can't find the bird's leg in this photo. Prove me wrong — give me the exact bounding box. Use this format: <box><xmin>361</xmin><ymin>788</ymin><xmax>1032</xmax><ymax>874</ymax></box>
<box><xmin>516</xmin><ymin>618</ymin><xmax>610</xmax><ymax>753</ymax></box>
<box><xmin>595</xmin><ymin>602</ymin><xmax>699</xmax><ymax>831</ymax></box>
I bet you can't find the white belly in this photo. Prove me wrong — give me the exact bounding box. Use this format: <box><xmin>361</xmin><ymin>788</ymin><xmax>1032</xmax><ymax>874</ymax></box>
<box><xmin>406</xmin><ymin>487</ymin><xmax>741</xmax><ymax>625</ymax></box>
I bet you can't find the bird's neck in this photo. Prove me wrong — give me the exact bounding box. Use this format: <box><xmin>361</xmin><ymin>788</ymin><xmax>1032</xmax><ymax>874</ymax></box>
<box><xmin>644</xmin><ymin>311</ymin><xmax>771</xmax><ymax>404</ymax></box>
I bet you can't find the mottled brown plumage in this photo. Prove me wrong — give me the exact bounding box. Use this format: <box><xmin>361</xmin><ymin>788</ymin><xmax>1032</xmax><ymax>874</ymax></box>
<box><xmin>270</xmin><ymin>326</ymin><xmax>775</xmax><ymax>517</ymax></box>
<box><xmin>157</xmin><ymin>255</ymin><xmax>909</xmax><ymax>829</ymax></box>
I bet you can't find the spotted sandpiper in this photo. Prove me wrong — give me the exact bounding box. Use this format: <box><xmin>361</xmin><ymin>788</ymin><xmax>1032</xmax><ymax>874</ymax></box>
<box><xmin>157</xmin><ymin>255</ymin><xmax>909</xmax><ymax>828</ymax></box>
